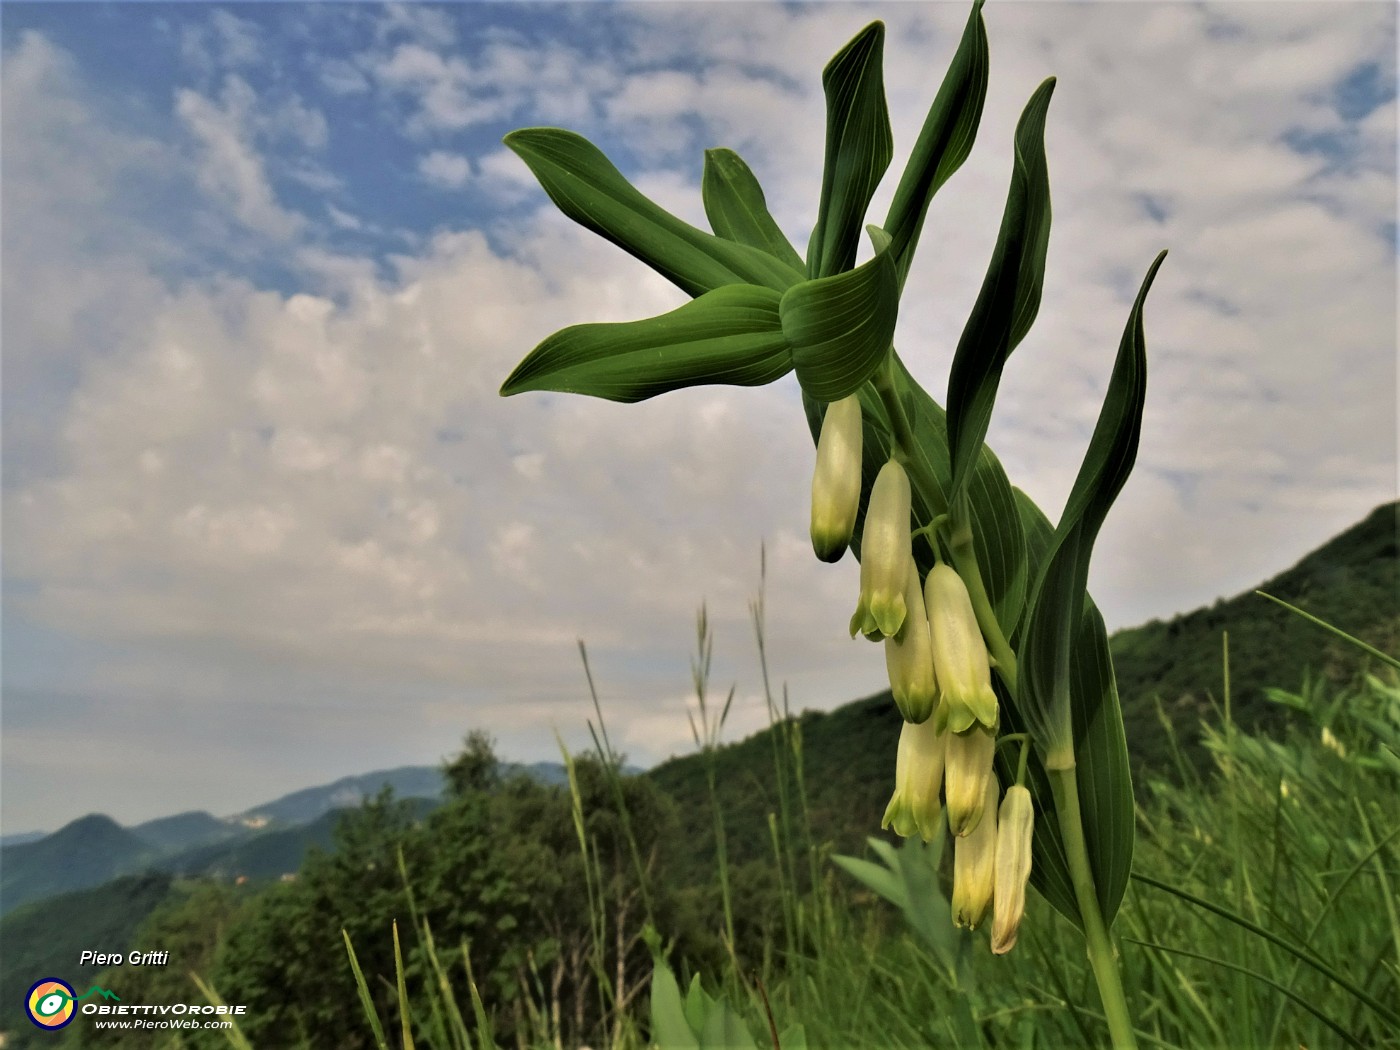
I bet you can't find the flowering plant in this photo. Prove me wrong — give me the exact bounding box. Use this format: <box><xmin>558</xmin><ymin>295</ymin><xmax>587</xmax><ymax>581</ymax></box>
<box><xmin>500</xmin><ymin>3</ymin><xmax>1163</xmax><ymax>1044</ymax></box>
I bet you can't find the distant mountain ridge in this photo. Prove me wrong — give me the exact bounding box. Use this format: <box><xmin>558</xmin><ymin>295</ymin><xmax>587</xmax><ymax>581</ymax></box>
<box><xmin>132</xmin><ymin>810</ymin><xmax>243</xmax><ymax>853</ymax></box>
<box><xmin>0</xmin><ymin>760</ymin><xmax>574</xmax><ymax>915</ymax></box>
<box><xmin>0</xmin><ymin>831</ymin><xmax>45</xmax><ymax>848</ymax></box>
<box><xmin>231</xmin><ymin>765</ymin><xmax>447</xmax><ymax>826</ymax></box>
<box><xmin>0</xmin><ymin>815</ymin><xmax>154</xmax><ymax>915</ymax></box>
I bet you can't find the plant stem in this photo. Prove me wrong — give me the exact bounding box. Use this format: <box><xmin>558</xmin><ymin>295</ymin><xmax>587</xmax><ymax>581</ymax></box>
<box><xmin>1049</xmin><ymin>766</ymin><xmax>1138</xmax><ymax>1050</ymax></box>
<box><xmin>868</xmin><ymin>358</ymin><xmax>927</xmax><ymax>486</ymax></box>
<box><xmin>948</xmin><ymin>524</ymin><xmax>1018</xmax><ymax>692</ymax></box>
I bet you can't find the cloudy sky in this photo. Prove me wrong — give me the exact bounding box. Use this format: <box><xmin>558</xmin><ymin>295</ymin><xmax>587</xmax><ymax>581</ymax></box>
<box><xmin>2</xmin><ymin>2</ymin><xmax>1395</xmax><ymax>834</ymax></box>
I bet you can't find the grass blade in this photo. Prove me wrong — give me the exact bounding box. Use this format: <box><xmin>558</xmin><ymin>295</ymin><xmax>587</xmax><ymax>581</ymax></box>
<box><xmin>1255</xmin><ymin>590</ymin><xmax>1400</xmax><ymax>671</ymax></box>
<box><xmin>393</xmin><ymin>920</ymin><xmax>416</xmax><ymax>1050</ymax></box>
<box><xmin>343</xmin><ymin>930</ymin><xmax>390</xmax><ymax>1050</ymax></box>
<box><xmin>1122</xmin><ymin>938</ymin><xmax>1367</xmax><ymax>1048</ymax></box>
<box><xmin>189</xmin><ymin>973</ymin><xmax>255</xmax><ymax>1050</ymax></box>
<box><xmin>1132</xmin><ymin>864</ymin><xmax>1400</xmax><ymax>1027</ymax></box>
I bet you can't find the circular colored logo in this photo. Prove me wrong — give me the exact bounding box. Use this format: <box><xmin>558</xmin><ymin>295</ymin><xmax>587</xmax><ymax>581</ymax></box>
<box><xmin>26</xmin><ymin>978</ymin><xmax>76</xmax><ymax>1030</ymax></box>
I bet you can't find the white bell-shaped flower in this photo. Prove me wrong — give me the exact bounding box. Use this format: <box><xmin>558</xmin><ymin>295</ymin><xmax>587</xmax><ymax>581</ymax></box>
<box><xmin>991</xmin><ymin>784</ymin><xmax>1035</xmax><ymax>955</ymax></box>
<box><xmin>952</xmin><ymin>773</ymin><xmax>1000</xmax><ymax>929</ymax></box>
<box><xmin>809</xmin><ymin>394</ymin><xmax>863</xmax><ymax>563</ymax></box>
<box><xmin>849</xmin><ymin>459</ymin><xmax>912</xmax><ymax>640</ymax></box>
<box><xmin>881</xmin><ymin>715</ymin><xmax>946</xmax><ymax>843</ymax></box>
<box><xmin>924</xmin><ymin>563</ymin><xmax>998</xmax><ymax>733</ymax></box>
<box><xmin>884</xmin><ymin>563</ymin><xmax>938</xmax><ymax>723</ymax></box>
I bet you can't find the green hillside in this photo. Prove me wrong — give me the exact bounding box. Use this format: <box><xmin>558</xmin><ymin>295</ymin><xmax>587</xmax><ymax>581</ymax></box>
<box><xmin>0</xmin><ymin>815</ymin><xmax>154</xmax><ymax>915</ymax></box>
<box><xmin>649</xmin><ymin>500</ymin><xmax>1398</xmax><ymax>879</ymax></box>
<box><xmin>0</xmin><ymin>873</ymin><xmax>172</xmax><ymax>1046</ymax></box>
<box><xmin>1113</xmin><ymin>500</ymin><xmax>1398</xmax><ymax>773</ymax></box>
<box><xmin>648</xmin><ymin>693</ymin><xmax>897</xmax><ymax>883</ymax></box>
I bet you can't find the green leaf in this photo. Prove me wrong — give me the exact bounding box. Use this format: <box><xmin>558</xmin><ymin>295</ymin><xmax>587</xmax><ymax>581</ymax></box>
<box><xmin>883</xmin><ymin>0</ymin><xmax>990</xmax><ymax>288</ymax></box>
<box><xmin>392</xmin><ymin>921</ymin><xmax>415</xmax><ymax>1050</ymax></box>
<box><xmin>697</xmin><ymin>994</ymin><xmax>759</xmax><ymax>1050</ymax></box>
<box><xmin>1018</xmin><ymin>250</ymin><xmax>1167</xmax><ymax>766</ymax></box>
<box><xmin>1071</xmin><ymin>600</ymin><xmax>1135</xmax><ymax>923</ymax></box>
<box><xmin>1009</xmin><ymin>253</ymin><xmax>1165</xmax><ymax>930</ymax></box>
<box><xmin>342</xmin><ymin>931</ymin><xmax>389</xmax><ymax>1050</ymax></box>
<box><xmin>702</xmin><ymin>148</ymin><xmax>805</xmax><ymax>271</ymax></box>
<box><xmin>781</xmin><ymin>241</ymin><xmax>898</xmax><ymax>401</ymax></box>
<box><xmin>833</xmin><ymin>836</ymin><xmax>963</xmax><ymax>979</ymax></box>
<box><xmin>808</xmin><ymin>21</ymin><xmax>894</xmax><ymax>278</ymax></box>
<box><xmin>998</xmin><ymin>489</ymin><xmax>1134</xmax><ymax>929</ymax></box>
<box><xmin>831</xmin><ymin>852</ymin><xmax>902</xmax><ymax>904</ymax></box>
<box><xmin>504</xmin><ymin>128</ymin><xmax>801</xmax><ymax>297</ymax></box>
<box><xmin>649</xmin><ymin>957</ymin><xmax>701</xmax><ymax>1050</ymax></box>
<box><xmin>680</xmin><ymin>975</ymin><xmax>758</xmax><ymax>1050</ymax></box>
<box><xmin>500</xmin><ymin>284</ymin><xmax>789</xmax><ymax>403</ymax></box>
<box><xmin>945</xmin><ymin>78</ymin><xmax>1055</xmax><ymax>501</ymax></box>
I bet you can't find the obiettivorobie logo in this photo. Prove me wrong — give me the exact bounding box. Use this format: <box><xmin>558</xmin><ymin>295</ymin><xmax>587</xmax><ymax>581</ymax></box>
<box><xmin>25</xmin><ymin>979</ymin><xmax>120</xmax><ymax>1030</ymax></box>
<box><xmin>24</xmin><ymin>976</ymin><xmax>249</xmax><ymax>1034</ymax></box>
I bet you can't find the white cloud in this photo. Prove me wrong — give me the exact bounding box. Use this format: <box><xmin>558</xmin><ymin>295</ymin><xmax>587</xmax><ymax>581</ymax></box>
<box><xmin>363</xmin><ymin>31</ymin><xmax>620</xmax><ymax>135</ymax></box>
<box><xmin>180</xmin><ymin>9</ymin><xmax>263</xmax><ymax>73</ymax></box>
<box><xmin>419</xmin><ymin>149</ymin><xmax>472</xmax><ymax>189</ymax></box>
<box><xmin>376</xmin><ymin>4</ymin><xmax>458</xmax><ymax>49</ymax></box>
<box><xmin>320</xmin><ymin>56</ymin><xmax>370</xmax><ymax>96</ymax></box>
<box><xmin>175</xmin><ymin>75</ymin><xmax>305</xmax><ymax>239</ymax></box>
<box><xmin>326</xmin><ymin>202</ymin><xmax>365</xmax><ymax>231</ymax></box>
<box><xmin>372</xmin><ymin>43</ymin><xmax>499</xmax><ymax>131</ymax></box>
<box><xmin>3</xmin><ymin>4</ymin><xmax>1396</xmax><ymax>829</ymax></box>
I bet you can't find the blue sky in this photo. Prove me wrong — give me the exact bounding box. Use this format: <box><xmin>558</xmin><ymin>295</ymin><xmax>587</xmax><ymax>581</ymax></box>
<box><xmin>2</xmin><ymin>2</ymin><xmax>1395</xmax><ymax>833</ymax></box>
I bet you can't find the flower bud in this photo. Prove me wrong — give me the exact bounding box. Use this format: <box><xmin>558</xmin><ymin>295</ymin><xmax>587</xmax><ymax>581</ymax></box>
<box><xmin>952</xmin><ymin>773</ymin><xmax>999</xmax><ymax>929</ymax></box>
<box><xmin>810</xmin><ymin>395</ymin><xmax>863</xmax><ymax>563</ymax></box>
<box><xmin>991</xmin><ymin>784</ymin><xmax>1034</xmax><ymax>955</ymax></box>
<box><xmin>881</xmin><ymin>715</ymin><xmax>946</xmax><ymax>842</ymax></box>
<box><xmin>945</xmin><ymin>724</ymin><xmax>995</xmax><ymax>837</ymax></box>
<box><xmin>849</xmin><ymin>459</ymin><xmax>912</xmax><ymax>640</ymax></box>
<box><xmin>924</xmin><ymin>563</ymin><xmax>998</xmax><ymax>732</ymax></box>
<box><xmin>884</xmin><ymin>564</ymin><xmax>937</xmax><ymax>723</ymax></box>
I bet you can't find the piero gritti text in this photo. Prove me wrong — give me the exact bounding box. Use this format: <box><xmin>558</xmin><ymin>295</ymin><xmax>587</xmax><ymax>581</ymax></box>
<box><xmin>80</xmin><ymin>949</ymin><xmax>170</xmax><ymax>966</ymax></box>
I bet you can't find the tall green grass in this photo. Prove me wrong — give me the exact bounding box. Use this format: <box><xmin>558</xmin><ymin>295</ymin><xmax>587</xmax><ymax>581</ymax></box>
<box><xmin>332</xmin><ymin>604</ymin><xmax>1397</xmax><ymax>1050</ymax></box>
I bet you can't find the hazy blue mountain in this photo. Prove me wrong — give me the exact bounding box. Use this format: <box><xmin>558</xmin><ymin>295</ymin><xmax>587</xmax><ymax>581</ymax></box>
<box><xmin>232</xmin><ymin>760</ymin><xmax>583</xmax><ymax>827</ymax></box>
<box><xmin>132</xmin><ymin>809</ymin><xmax>246</xmax><ymax>854</ymax></box>
<box><xmin>232</xmin><ymin>765</ymin><xmax>448</xmax><ymax>826</ymax></box>
<box><xmin>0</xmin><ymin>831</ymin><xmax>45</xmax><ymax>848</ymax></box>
<box><xmin>0</xmin><ymin>764</ymin><xmax>567</xmax><ymax>915</ymax></box>
<box><xmin>0</xmin><ymin>815</ymin><xmax>154</xmax><ymax>915</ymax></box>
<box><xmin>164</xmin><ymin>809</ymin><xmax>346</xmax><ymax>879</ymax></box>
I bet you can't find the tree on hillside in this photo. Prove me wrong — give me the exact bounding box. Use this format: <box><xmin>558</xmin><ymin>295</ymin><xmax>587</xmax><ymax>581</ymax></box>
<box><xmin>213</xmin><ymin>788</ymin><xmax>425</xmax><ymax>1049</ymax></box>
<box><xmin>443</xmin><ymin>729</ymin><xmax>501</xmax><ymax>798</ymax></box>
<box><xmin>68</xmin><ymin>881</ymin><xmax>243</xmax><ymax>1050</ymax></box>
